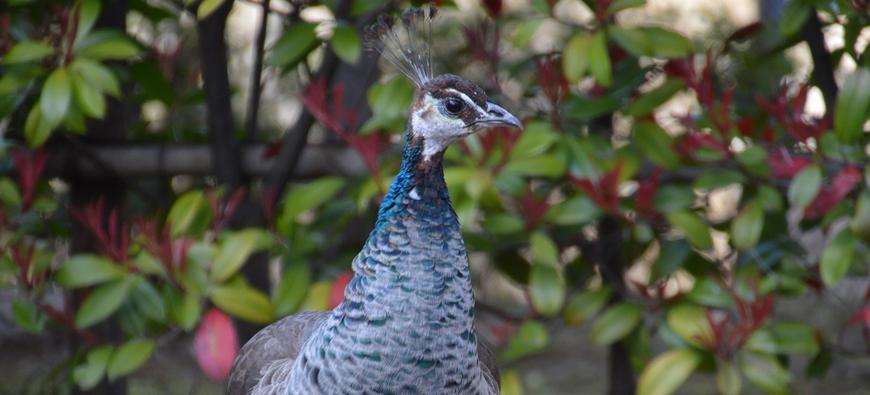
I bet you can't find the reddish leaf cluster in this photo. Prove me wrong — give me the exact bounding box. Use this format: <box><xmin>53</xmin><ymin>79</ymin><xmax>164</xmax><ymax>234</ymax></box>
<box><xmin>804</xmin><ymin>166</ymin><xmax>862</xmax><ymax>219</ymax></box>
<box><xmin>675</xmin><ymin>131</ymin><xmax>730</xmax><ymax>161</ymax></box>
<box><xmin>207</xmin><ymin>188</ymin><xmax>245</xmax><ymax>233</ymax></box>
<box><xmin>302</xmin><ymin>79</ymin><xmax>387</xmax><ymax>190</ymax></box>
<box><xmin>700</xmin><ymin>293</ymin><xmax>775</xmax><ymax>358</ymax></box>
<box><xmin>570</xmin><ymin>162</ymin><xmax>622</xmax><ymax>214</ymax></box>
<box><xmin>634</xmin><ymin>169</ymin><xmax>661</xmax><ymax>218</ymax></box>
<box><xmin>70</xmin><ymin>198</ymin><xmax>131</xmax><ymax>263</ymax></box>
<box><xmin>756</xmin><ymin>84</ymin><xmax>830</xmax><ymax>143</ymax></box>
<box><xmin>135</xmin><ymin>218</ymin><xmax>192</xmax><ymax>274</ymax></box>
<box><xmin>846</xmin><ymin>285</ymin><xmax>870</xmax><ymax>347</ymax></box>
<box><xmin>535</xmin><ymin>54</ymin><xmax>569</xmax><ymax>108</ymax></box>
<box><xmin>516</xmin><ymin>186</ymin><xmax>551</xmax><ymax>230</ymax></box>
<box><xmin>767</xmin><ymin>149</ymin><xmax>812</xmax><ymax>179</ymax></box>
<box><xmin>463</xmin><ymin>21</ymin><xmax>500</xmax><ymax>83</ymax></box>
<box><xmin>10</xmin><ymin>242</ymin><xmax>47</xmax><ymax>289</ymax></box>
<box><xmin>11</xmin><ymin>148</ymin><xmax>47</xmax><ymax>210</ymax></box>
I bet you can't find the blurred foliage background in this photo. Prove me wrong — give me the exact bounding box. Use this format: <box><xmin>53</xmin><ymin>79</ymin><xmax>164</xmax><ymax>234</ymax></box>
<box><xmin>1</xmin><ymin>0</ymin><xmax>869</xmax><ymax>394</ymax></box>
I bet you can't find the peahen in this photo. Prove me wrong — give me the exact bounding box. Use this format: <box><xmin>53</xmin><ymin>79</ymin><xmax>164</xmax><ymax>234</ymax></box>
<box><xmin>227</xmin><ymin>8</ymin><xmax>521</xmax><ymax>395</ymax></box>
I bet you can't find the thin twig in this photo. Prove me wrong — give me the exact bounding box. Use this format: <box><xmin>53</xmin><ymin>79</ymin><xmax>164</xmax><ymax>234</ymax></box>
<box><xmin>244</xmin><ymin>0</ymin><xmax>270</xmax><ymax>142</ymax></box>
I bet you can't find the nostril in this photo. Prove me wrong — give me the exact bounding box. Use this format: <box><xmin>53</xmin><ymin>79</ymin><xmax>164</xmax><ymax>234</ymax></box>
<box><xmin>489</xmin><ymin>109</ymin><xmax>503</xmax><ymax>117</ymax></box>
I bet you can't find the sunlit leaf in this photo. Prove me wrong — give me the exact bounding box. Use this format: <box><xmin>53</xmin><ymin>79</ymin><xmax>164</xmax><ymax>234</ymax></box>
<box><xmin>75</xmin><ymin>276</ymin><xmax>135</xmax><ymax>328</ymax></box>
<box><xmin>331</xmin><ymin>24</ymin><xmax>361</xmax><ymax>64</ymax></box>
<box><xmin>502</xmin><ymin>320</ymin><xmax>549</xmax><ymax>361</ymax></box>
<box><xmin>211</xmin><ymin>228</ymin><xmax>273</xmax><ymax>283</ymax></box>
<box><xmin>589</xmin><ymin>31</ymin><xmax>612</xmax><ymax>86</ymax></box>
<box><xmin>666</xmin><ymin>304</ymin><xmax>713</xmax><ymax>348</ymax></box>
<box><xmin>590</xmin><ymin>302</ymin><xmax>643</xmax><ymax>345</ymax></box>
<box><xmin>73</xmin><ymin>345</ymin><xmax>113</xmax><ymax>390</ymax></box>
<box><xmin>210</xmin><ymin>281</ymin><xmax>273</xmax><ymax>324</ymax></box>
<box><xmin>731</xmin><ymin>200</ymin><xmax>764</xmax><ymax>250</ymax></box>
<box><xmin>637</xmin><ymin>349</ymin><xmax>700</xmax><ymax>395</ymax></box>
<box><xmin>666</xmin><ymin>211</ymin><xmax>712</xmax><ymax>250</ymax></box>
<box><xmin>716</xmin><ymin>360</ymin><xmax>742</xmax><ymax>395</ymax></box>
<box><xmin>57</xmin><ymin>254</ymin><xmax>125</xmax><ymax>288</ymax></box>
<box><xmin>75</xmin><ymin>30</ymin><xmax>141</xmax><ymax>60</ymax></box>
<box><xmin>107</xmin><ymin>339</ymin><xmax>154</xmax><ymax>380</ymax></box>
<box><xmin>71</xmin><ymin>67</ymin><xmax>106</xmax><ymax>118</ymax></box>
<box><xmin>740</xmin><ymin>351</ymin><xmax>792</xmax><ymax>395</ymax></box>
<box><xmin>834</xmin><ymin>68</ymin><xmax>870</xmax><ymax>144</ymax></box>
<box><xmin>563</xmin><ymin>33</ymin><xmax>592</xmax><ymax>83</ymax></box>
<box><xmin>529</xmin><ymin>264</ymin><xmax>564</xmax><ymax>316</ymax></box>
<box><xmin>564</xmin><ymin>287</ymin><xmax>611</xmax><ymax>326</ymax></box>
<box><xmin>270</xmin><ymin>23</ymin><xmax>318</xmax><ymax>69</ymax></box>
<box><xmin>76</xmin><ymin>0</ymin><xmax>102</xmax><ymax>42</ymax></box>
<box><xmin>3</xmin><ymin>41</ymin><xmax>54</xmax><ymax>63</ymax></box>
<box><xmin>40</xmin><ymin>67</ymin><xmax>72</xmax><ymax>130</ymax></box>
<box><xmin>787</xmin><ymin>164</ymin><xmax>822</xmax><ymax>209</ymax></box>
<box><xmin>197</xmin><ymin>0</ymin><xmax>227</xmax><ymax>19</ymax></box>
<box><xmin>167</xmin><ymin>190</ymin><xmax>211</xmax><ymax>237</ymax></box>
<box><xmin>820</xmin><ymin>228</ymin><xmax>856</xmax><ymax>288</ymax></box>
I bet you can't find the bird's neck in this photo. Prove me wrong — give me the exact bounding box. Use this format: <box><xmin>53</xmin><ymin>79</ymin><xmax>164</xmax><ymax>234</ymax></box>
<box><xmin>375</xmin><ymin>132</ymin><xmax>449</xmax><ymax>226</ymax></box>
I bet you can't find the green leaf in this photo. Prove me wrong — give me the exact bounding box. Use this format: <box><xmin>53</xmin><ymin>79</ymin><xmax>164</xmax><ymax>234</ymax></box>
<box><xmin>510</xmin><ymin>121</ymin><xmax>558</xmax><ymax>159</ymax></box>
<box><xmin>75</xmin><ymin>276</ymin><xmax>135</xmax><ymax>328</ymax></box>
<box><xmin>820</xmin><ymin>228</ymin><xmax>856</xmax><ymax>287</ymax></box>
<box><xmin>3</xmin><ymin>41</ymin><xmax>54</xmax><ymax>63</ymax></box>
<box><xmin>529</xmin><ymin>264</ymin><xmax>564</xmax><ymax>316</ymax></box>
<box><xmin>70</xmin><ymin>58</ymin><xmax>120</xmax><ymax>97</ymax></box>
<box><xmin>75</xmin><ymin>30</ymin><xmax>141</xmax><ymax>60</ymax></box>
<box><xmin>503</xmin><ymin>156</ymin><xmax>566</xmax><ymax>177</ymax></box>
<box><xmin>131</xmin><ymin>251</ymin><xmax>166</xmax><ymax>277</ymax></box>
<box><xmin>167</xmin><ymin>290</ymin><xmax>201</xmax><ymax>330</ymax></box>
<box><xmin>731</xmin><ymin>200</ymin><xmax>764</xmax><ymax>250</ymax></box>
<box><xmin>563</xmin><ymin>33</ymin><xmax>592</xmax><ymax>83</ymax></box>
<box><xmin>483</xmin><ymin>214</ymin><xmax>525</xmax><ymax>235</ymax></box>
<box><xmin>654</xmin><ymin>185</ymin><xmax>695</xmax><ymax>213</ymax></box>
<box><xmin>590</xmin><ymin>302</ymin><xmax>643</xmax><ymax>345</ymax></box>
<box><xmin>40</xmin><ymin>67</ymin><xmax>72</xmax><ymax>130</ymax></box>
<box><xmin>545</xmin><ymin>195</ymin><xmax>602</xmax><ymax>225</ymax></box>
<box><xmin>0</xmin><ymin>177</ymin><xmax>22</xmax><ymax>209</ymax></box>
<box><xmin>211</xmin><ymin>228</ymin><xmax>273</xmax><ymax>282</ymax></box>
<box><xmin>564</xmin><ymin>287</ymin><xmax>612</xmax><ymax>326</ymax></box>
<box><xmin>609</xmin><ymin>26</ymin><xmax>692</xmax><ymax>58</ymax></box>
<box><xmin>512</xmin><ymin>19</ymin><xmax>541</xmax><ymax>49</ymax></box>
<box><xmin>787</xmin><ymin>164</ymin><xmax>822</xmax><ymax>209</ymax></box>
<box><xmin>12</xmin><ymin>298</ymin><xmax>46</xmax><ymax>333</ymax></box>
<box><xmin>608</xmin><ymin>0</ymin><xmax>646</xmax><ymax>14</ymax></box>
<box><xmin>778</xmin><ymin>0</ymin><xmax>810</xmax><ymax>37</ymax></box>
<box><xmin>589</xmin><ymin>31</ymin><xmax>612</xmax><ymax>87</ymax></box>
<box><xmin>716</xmin><ymin>360</ymin><xmax>742</xmax><ymax>395</ymax></box>
<box><xmin>197</xmin><ymin>0</ymin><xmax>227</xmax><ymax>19</ymax></box>
<box><xmin>768</xmin><ymin>322</ymin><xmax>819</xmax><ymax>355</ymax></box>
<box><xmin>57</xmin><ymin>255</ymin><xmax>126</xmax><ymax>288</ymax></box>
<box><xmin>167</xmin><ymin>190</ymin><xmax>211</xmax><ymax>237</ymax></box>
<box><xmin>500</xmin><ymin>369</ymin><xmax>524</xmax><ymax>395</ymax></box>
<box><xmin>637</xmin><ymin>349</ymin><xmax>701</xmax><ymax>395</ymax></box>
<box><xmin>210</xmin><ymin>281</ymin><xmax>273</xmax><ymax>324</ymax></box>
<box><xmin>331</xmin><ymin>24</ymin><xmax>361</xmax><ymax>64</ymax></box>
<box><xmin>740</xmin><ymin>352</ymin><xmax>791</xmax><ymax>395</ymax></box>
<box><xmin>73</xmin><ymin>345</ymin><xmax>113</xmax><ymax>390</ymax></box>
<box><xmin>834</xmin><ymin>68</ymin><xmax>870</xmax><ymax>144</ymax></box>
<box><xmin>634</xmin><ymin>122</ymin><xmax>678</xmax><ymax>169</ymax></box>
<box><xmin>850</xmin><ymin>190</ymin><xmax>870</xmax><ymax>241</ymax></box>
<box><xmin>130</xmin><ymin>278</ymin><xmax>167</xmax><ymax>322</ymax></box>
<box><xmin>273</xmin><ymin>262</ymin><xmax>311</xmax><ymax>317</ymax></box>
<box><xmin>107</xmin><ymin>339</ymin><xmax>154</xmax><ymax>380</ymax></box>
<box><xmin>502</xmin><ymin>320</ymin><xmax>549</xmax><ymax>361</ymax></box>
<box><xmin>76</xmin><ymin>0</ymin><xmax>102</xmax><ymax>41</ymax></box>
<box><xmin>71</xmin><ymin>67</ymin><xmax>106</xmax><ymax>118</ymax></box>
<box><xmin>693</xmin><ymin>169</ymin><xmax>745</xmax><ymax>190</ymax></box>
<box><xmin>666</xmin><ymin>211</ymin><xmax>713</xmax><ymax>250</ymax></box>
<box><xmin>270</xmin><ymin>23</ymin><xmax>318</xmax><ymax>69</ymax></box>
<box><xmin>529</xmin><ymin>231</ymin><xmax>559</xmax><ymax>266</ymax></box>
<box><xmin>666</xmin><ymin>304</ymin><xmax>713</xmax><ymax>348</ymax></box>
<box><xmin>625</xmin><ymin>79</ymin><xmax>685</xmax><ymax>116</ymax></box>
<box><xmin>651</xmin><ymin>239</ymin><xmax>691</xmax><ymax>281</ymax></box>
<box><xmin>279</xmin><ymin>177</ymin><xmax>345</xmax><ymax>225</ymax></box>
<box><xmin>686</xmin><ymin>277</ymin><xmax>732</xmax><ymax>308</ymax></box>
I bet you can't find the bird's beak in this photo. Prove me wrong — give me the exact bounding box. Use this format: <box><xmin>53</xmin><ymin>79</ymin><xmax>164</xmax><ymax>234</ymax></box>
<box><xmin>481</xmin><ymin>101</ymin><xmax>522</xmax><ymax>129</ymax></box>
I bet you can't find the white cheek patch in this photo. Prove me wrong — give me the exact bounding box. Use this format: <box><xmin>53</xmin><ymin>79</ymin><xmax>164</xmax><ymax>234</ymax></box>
<box><xmin>411</xmin><ymin>95</ymin><xmax>467</xmax><ymax>161</ymax></box>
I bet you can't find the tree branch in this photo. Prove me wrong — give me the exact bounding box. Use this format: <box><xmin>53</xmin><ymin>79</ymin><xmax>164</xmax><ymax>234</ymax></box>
<box><xmin>802</xmin><ymin>9</ymin><xmax>838</xmax><ymax>114</ymax></box>
<box><xmin>244</xmin><ymin>0</ymin><xmax>270</xmax><ymax>142</ymax></box>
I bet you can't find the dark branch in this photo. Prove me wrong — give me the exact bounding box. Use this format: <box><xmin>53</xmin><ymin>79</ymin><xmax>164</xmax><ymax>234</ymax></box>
<box><xmin>244</xmin><ymin>0</ymin><xmax>270</xmax><ymax>142</ymax></box>
<box><xmin>802</xmin><ymin>8</ymin><xmax>838</xmax><ymax>115</ymax></box>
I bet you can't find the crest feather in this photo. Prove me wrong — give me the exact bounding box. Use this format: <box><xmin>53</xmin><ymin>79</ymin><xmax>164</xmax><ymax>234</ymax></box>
<box><xmin>366</xmin><ymin>7</ymin><xmax>437</xmax><ymax>87</ymax></box>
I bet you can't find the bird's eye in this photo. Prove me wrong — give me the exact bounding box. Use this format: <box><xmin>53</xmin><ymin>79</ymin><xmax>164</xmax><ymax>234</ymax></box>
<box><xmin>444</xmin><ymin>97</ymin><xmax>464</xmax><ymax>115</ymax></box>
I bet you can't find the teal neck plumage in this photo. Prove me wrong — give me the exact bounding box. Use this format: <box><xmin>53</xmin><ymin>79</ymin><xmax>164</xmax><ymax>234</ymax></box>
<box><xmin>286</xmin><ymin>128</ymin><xmax>489</xmax><ymax>394</ymax></box>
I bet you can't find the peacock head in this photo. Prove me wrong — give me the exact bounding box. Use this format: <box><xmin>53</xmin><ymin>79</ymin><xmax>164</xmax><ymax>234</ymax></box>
<box><xmin>367</xmin><ymin>7</ymin><xmax>521</xmax><ymax>159</ymax></box>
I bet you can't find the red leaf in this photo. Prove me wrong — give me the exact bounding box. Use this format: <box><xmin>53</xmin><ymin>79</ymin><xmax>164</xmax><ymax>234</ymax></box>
<box><xmin>635</xmin><ymin>169</ymin><xmax>660</xmax><ymax>217</ymax></box>
<box><xmin>193</xmin><ymin>309</ymin><xmax>238</xmax><ymax>381</ymax></box>
<box><xmin>570</xmin><ymin>162</ymin><xmax>622</xmax><ymax>213</ymax></box>
<box><xmin>804</xmin><ymin>166</ymin><xmax>862</xmax><ymax>219</ymax></box>
<box><xmin>517</xmin><ymin>186</ymin><xmax>551</xmax><ymax>230</ymax></box>
<box><xmin>726</xmin><ymin>22</ymin><xmax>764</xmax><ymax>44</ymax></box>
<box><xmin>329</xmin><ymin>271</ymin><xmax>353</xmax><ymax>309</ymax></box>
<box><xmin>11</xmin><ymin>148</ymin><xmax>47</xmax><ymax>210</ymax></box>
<box><xmin>535</xmin><ymin>54</ymin><xmax>569</xmax><ymax>106</ymax></box>
<box><xmin>768</xmin><ymin>149</ymin><xmax>812</xmax><ymax>179</ymax></box>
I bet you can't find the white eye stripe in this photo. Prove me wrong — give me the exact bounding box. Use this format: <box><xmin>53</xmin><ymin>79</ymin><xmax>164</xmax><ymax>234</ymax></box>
<box><xmin>443</xmin><ymin>88</ymin><xmax>487</xmax><ymax>116</ymax></box>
